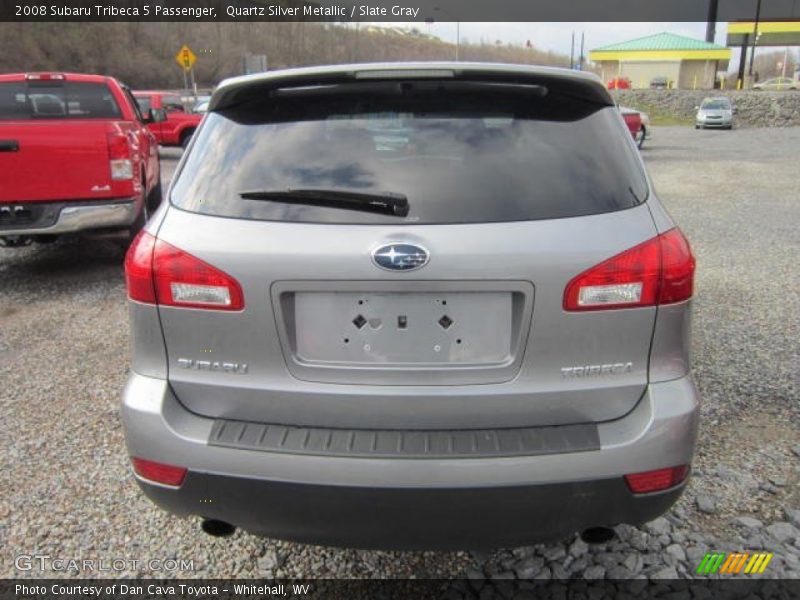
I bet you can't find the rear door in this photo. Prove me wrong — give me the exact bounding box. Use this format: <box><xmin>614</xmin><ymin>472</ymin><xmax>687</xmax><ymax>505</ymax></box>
<box><xmin>0</xmin><ymin>79</ymin><xmax>120</xmax><ymax>202</ymax></box>
<box><xmin>155</xmin><ymin>74</ymin><xmax>659</xmax><ymax>430</ymax></box>
<box><xmin>133</xmin><ymin>93</ymin><xmax>163</xmax><ymax>143</ymax></box>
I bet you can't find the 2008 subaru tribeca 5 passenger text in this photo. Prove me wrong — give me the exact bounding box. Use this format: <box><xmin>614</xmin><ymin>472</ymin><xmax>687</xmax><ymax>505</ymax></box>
<box><xmin>122</xmin><ymin>62</ymin><xmax>698</xmax><ymax>550</ymax></box>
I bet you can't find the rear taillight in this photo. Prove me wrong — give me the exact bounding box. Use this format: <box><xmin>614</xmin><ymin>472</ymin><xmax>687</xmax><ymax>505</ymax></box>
<box><xmin>131</xmin><ymin>457</ymin><xmax>187</xmax><ymax>487</ymax></box>
<box><xmin>657</xmin><ymin>228</ymin><xmax>696</xmax><ymax>304</ymax></box>
<box><xmin>563</xmin><ymin>228</ymin><xmax>694</xmax><ymax>311</ymax></box>
<box><xmin>625</xmin><ymin>465</ymin><xmax>689</xmax><ymax>494</ymax></box>
<box><xmin>124</xmin><ymin>230</ymin><xmax>157</xmax><ymax>303</ymax></box>
<box><xmin>107</xmin><ymin>132</ymin><xmax>133</xmax><ymax>181</ymax></box>
<box><xmin>124</xmin><ymin>231</ymin><xmax>244</xmax><ymax>311</ymax></box>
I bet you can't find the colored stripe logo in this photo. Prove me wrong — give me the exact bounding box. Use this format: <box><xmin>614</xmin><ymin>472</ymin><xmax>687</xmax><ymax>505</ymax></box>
<box><xmin>696</xmin><ymin>552</ymin><xmax>773</xmax><ymax>575</ymax></box>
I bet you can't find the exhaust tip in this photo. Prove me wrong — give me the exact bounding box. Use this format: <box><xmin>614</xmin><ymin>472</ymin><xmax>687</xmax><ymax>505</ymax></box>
<box><xmin>580</xmin><ymin>526</ymin><xmax>616</xmax><ymax>544</ymax></box>
<box><xmin>201</xmin><ymin>519</ymin><xmax>236</xmax><ymax>537</ymax></box>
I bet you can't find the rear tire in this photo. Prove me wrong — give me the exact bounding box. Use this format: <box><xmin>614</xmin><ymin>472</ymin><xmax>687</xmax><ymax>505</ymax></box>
<box><xmin>180</xmin><ymin>129</ymin><xmax>195</xmax><ymax>150</ymax></box>
<box><xmin>127</xmin><ymin>187</ymin><xmax>149</xmax><ymax>245</ymax></box>
<box><xmin>146</xmin><ymin>178</ymin><xmax>163</xmax><ymax>214</ymax></box>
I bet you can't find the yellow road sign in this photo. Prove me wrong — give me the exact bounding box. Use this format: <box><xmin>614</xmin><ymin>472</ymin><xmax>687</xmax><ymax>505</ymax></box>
<box><xmin>175</xmin><ymin>45</ymin><xmax>197</xmax><ymax>71</ymax></box>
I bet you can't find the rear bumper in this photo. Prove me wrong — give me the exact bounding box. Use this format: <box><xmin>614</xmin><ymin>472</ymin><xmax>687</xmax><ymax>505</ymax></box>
<box><xmin>142</xmin><ymin>472</ymin><xmax>684</xmax><ymax>550</ymax></box>
<box><xmin>696</xmin><ymin>119</ymin><xmax>732</xmax><ymax>128</ymax></box>
<box><xmin>0</xmin><ymin>198</ymin><xmax>138</xmax><ymax>236</ymax></box>
<box><xmin>121</xmin><ymin>372</ymin><xmax>699</xmax><ymax>549</ymax></box>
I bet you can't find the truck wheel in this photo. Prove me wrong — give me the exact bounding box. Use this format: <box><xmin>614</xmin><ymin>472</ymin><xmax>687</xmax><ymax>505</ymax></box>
<box><xmin>146</xmin><ymin>178</ymin><xmax>163</xmax><ymax>213</ymax></box>
<box><xmin>127</xmin><ymin>188</ymin><xmax>149</xmax><ymax>245</ymax></box>
<box><xmin>180</xmin><ymin>129</ymin><xmax>195</xmax><ymax>150</ymax></box>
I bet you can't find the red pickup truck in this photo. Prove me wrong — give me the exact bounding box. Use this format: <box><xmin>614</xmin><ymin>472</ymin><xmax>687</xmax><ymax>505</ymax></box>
<box><xmin>0</xmin><ymin>72</ymin><xmax>162</xmax><ymax>247</ymax></box>
<box><xmin>620</xmin><ymin>107</ymin><xmax>644</xmax><ymax>147</ymax></box>
<box><xmin>133</xmin><ymin>91</ymin><xmax>202</xmax><ymax>149</ymax></box>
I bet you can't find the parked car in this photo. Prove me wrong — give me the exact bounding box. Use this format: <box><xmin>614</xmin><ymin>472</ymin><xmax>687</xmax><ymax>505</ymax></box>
<box><xmin>0</xmin><ymin>72</ymin><xmax>162</xmax><ymax>247</ymax></box>
<box><xmin>752</xmin><ymin>77</ymin><xmax>798</xmax><ymax>91</ymax></box>
<box><xmin>122</xmin><ymin>63</ymin><xmax>698</xmax><ymax>550</ymax></box>
<box><xmin>190</xmin><ymin>95</ymin><xmax>211</xmax><ymax>113</ymax></box>
<box><xmin>133</xmin><ymin>90</ymin><xmax>202</xmax><ymax>148</ymax></box>
<box><xmin>192</xmin><ymin>99</ymin><xmax>210</xmax><ymax>114</ymax></box>
<box><xmin>638</xmin><ymin>110</ymin><xmax>652</xmax><ymax>147</ymax></box>
<box><xmin>607</xmin><ymin>77</ymin><xmax>631</xmax><ymax>90</ymax></box>
<box><xmin>649</xmin><ymin>76</ymin><xmax>669</xmax><ymax>89</ymax></box>
<box><xmin>695</xmin><ymin>96</ymin><xmax>734</xmax><ymax>129</ymax></box>
<box><xmin>619</xmin><ymin>106</ymin><xmax>649</xmax><ymax>148</ymax></box>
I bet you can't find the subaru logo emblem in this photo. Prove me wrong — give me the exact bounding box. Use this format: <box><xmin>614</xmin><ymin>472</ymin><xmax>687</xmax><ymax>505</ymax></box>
<box><xmin>372</xmin><ymin>243</ymin><xmax>429</xmax><ymax>271</ymax></box>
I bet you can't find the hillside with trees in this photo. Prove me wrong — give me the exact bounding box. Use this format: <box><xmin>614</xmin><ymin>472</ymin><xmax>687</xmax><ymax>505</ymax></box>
<box><xmin>0</xmin><ymin>22</ymin><xmax>573</xmax><ymax>89</ymax></box>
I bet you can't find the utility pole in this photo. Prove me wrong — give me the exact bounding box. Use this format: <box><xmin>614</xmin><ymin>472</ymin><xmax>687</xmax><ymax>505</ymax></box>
<box><xmin>705</xmin><ymin>0</ymin><xmax>718</xmax><ymax>43</ymax></box>
<box><xmin>455</xmin><ymin>21</ymin><xmax>460</xmax><ymax>61</ymax></box>
<box><xmin>781</xmin><ymin>46</ymin><xmax>789</xmax><ymax>79</ymax></box>
<box><xmin>737</xmin><ymin>34</ymin><xmax>749</xmax><ymax>87</ymax></box>
<box><xmin>432</xmin><ymin>7</ymin><xmax>459</xmax><ymax>61</ymax></box>
<box><xmin>570</xmin><ymin>31</ymin><xmax>575</xmax><ymax>69</ymax></box>
<box><xmin>579</xmin><ymin>32</ymin><xmax>585</xmax><ymax>71</ymax></box>
<box><xmin>748</xmin><ymin>0</ymin><xmax>762</xmax><ymax>79</ymax></box>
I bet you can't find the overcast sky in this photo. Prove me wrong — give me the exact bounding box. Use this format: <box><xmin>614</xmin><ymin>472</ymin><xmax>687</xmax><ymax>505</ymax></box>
<box><xmin>422</xmin><ymin>22</ymin><xmax>719</xmax><ymax>53</ymax></box>
<box><xmin>397</xmin><ymin>21</ymin><xmax>799</xmax><ymax>73</ymax></box>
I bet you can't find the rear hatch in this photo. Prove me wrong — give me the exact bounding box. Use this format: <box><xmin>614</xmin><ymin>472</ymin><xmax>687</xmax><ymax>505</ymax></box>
<box><xmin>153</xmin><ymin>66</ymin><xmax>658</xmax><ymax>430</ymax></box>
<box><xmin>0</xmin><ymin>77</ymin><xmax>129</xmax><ymax>204</ymax></box>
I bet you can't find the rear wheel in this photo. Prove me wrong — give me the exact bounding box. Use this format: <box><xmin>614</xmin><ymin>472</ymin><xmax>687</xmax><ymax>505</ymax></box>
<box><xmin>180</xmin><ymin>129</ymin><xmax>195</xmax><ymax>150</ymax></box>
<box><xmin>127</xmin><ymin>186</ymin><xmax>149</xmax><ymax>245</ymax></box>
<box><xmin>146</xmin><ymin>178</ymin><xmax>163</xmax><ymax>214</ymax></box>
<box><xmin>636</xmin><ymin>126</ymin><xmax>646</xmax><ymax>149</ymax></box>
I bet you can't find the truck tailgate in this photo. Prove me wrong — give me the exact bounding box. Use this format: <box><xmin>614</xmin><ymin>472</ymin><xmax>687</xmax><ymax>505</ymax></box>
<box><xmin>0</xmin><ymin>121</ymin><xmax>115</xmax><ymax>203</ymax></box>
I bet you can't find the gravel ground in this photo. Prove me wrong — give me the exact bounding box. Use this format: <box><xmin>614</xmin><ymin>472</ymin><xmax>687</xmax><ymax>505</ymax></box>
<box><xmin>0</xmin><ymin>130</ymin><xmax>798</xmax><ymax>583</ymax></box>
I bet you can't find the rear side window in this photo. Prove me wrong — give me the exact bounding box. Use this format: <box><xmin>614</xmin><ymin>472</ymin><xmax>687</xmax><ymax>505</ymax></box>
<box><xmin>171</xmin><ymin>82</ymin><xmax>648</xmax><ymax>225</ymax></box>
<box><xmin>162</xmin><ymin>95</ymin><xmax>184</xmax><ymax>111</ymax></box>
<box><xmin>135</xmin><ymin>95</ymin><xmax>152</xmax><ymax>113</ymax></box>
<box><xmin>0</xmin><ymin>81</ymin><xmax>121</xmax><ymax>120</ymax></box>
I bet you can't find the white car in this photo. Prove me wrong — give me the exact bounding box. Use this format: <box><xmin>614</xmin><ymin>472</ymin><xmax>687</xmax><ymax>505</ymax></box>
<box><xmin>752</xmin><ymin>77</ymin><xmax>798</xmax><ymax>91</ymax></box>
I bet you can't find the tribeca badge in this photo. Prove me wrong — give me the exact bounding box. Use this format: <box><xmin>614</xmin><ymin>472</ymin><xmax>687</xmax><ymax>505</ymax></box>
<box><xmin>696</xmin><ymin>552</ymin><xmax>773</xmax><ymax>575</ymax></box>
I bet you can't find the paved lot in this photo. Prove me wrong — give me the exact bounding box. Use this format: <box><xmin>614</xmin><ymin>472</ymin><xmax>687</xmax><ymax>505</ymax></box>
<box><xmin>0</xmin><ymin>128</ymin><xmax>798</xmax><ymax>580</ymax></box>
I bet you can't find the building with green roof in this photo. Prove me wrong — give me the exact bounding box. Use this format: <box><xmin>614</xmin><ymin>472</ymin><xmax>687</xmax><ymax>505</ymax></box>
<box><xmin>589</xmin><ymin>32</ymin><xmax>732</xmax><ymax>90</ymax></box>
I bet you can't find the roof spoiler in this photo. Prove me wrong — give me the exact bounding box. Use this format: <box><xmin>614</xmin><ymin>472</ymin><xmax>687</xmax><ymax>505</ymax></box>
<box><xmin>209</xmin><ymin>63</ymin><xmax>614</xmax><ymax>113</ymax></box>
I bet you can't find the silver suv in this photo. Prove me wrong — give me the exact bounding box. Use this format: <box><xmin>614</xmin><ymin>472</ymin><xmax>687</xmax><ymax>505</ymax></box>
<box><xmin>122</xmin><ymin>63</ymin><xmax>698</xmax><ymax>550</ymax></box>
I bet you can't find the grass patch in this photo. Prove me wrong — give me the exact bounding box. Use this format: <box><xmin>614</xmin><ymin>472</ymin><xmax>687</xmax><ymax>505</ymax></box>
<box><xmin>632</xmin><ymin>104</ymin><xmax>694</xmax><ymax>126</ymax></box>
<box><xmin>648</xmin><ymin>112</ymin><xmax>694</xmax><ymax>126</ymax></box>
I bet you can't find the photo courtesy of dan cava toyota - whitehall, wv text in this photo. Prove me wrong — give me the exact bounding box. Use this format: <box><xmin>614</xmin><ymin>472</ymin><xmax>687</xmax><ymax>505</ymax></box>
<box><xmin>1</xmin><ymin>0</ymin><xmax>799</xmax><ymax>598</ymax></box>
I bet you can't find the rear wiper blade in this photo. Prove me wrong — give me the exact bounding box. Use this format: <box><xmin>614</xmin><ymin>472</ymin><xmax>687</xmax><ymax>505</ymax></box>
<box><xmin>239</xmin><ymin>188</ymin><xmax>409</xmax><ymax>217</ymax></box>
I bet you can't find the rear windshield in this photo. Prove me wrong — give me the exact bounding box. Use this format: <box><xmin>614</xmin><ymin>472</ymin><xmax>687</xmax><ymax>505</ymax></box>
<box><xmin>171</xmin><ymin>83</ymin><xmax>648</xmax><ymax>225</ymax></box>
<box><xmin>0</xmin><ymin>81</ymin><xmax>121</xmax><ymax>120</ymax></box>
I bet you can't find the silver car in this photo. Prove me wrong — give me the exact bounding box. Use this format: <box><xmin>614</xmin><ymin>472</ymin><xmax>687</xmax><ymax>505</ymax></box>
<box><xmin>122</xmin><ymin>63</ymin><xmax>698</xmax><ymax>550</ymax></box>
<box><xmin>695</xmin><ymin>97</ymin><xmax>734</xmax><ymax>129</ymax></box>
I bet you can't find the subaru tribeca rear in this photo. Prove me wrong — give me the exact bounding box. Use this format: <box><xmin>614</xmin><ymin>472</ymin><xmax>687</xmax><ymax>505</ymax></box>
<box><xmin>122</xmin><ymin>63</ymin><xmax>698</xmax><ymax>550</ymax></box>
